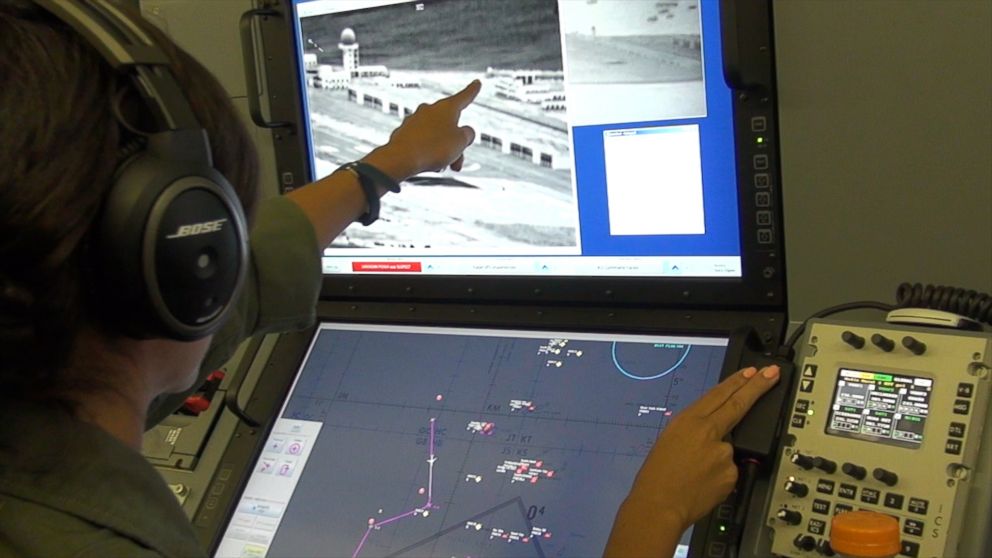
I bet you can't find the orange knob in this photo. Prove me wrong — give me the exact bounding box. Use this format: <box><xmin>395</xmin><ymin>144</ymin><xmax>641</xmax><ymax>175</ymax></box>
<box><xmin>830</xmin><ymin>511</ymin><xmax>900</xmax><ymax>558</ymax></box>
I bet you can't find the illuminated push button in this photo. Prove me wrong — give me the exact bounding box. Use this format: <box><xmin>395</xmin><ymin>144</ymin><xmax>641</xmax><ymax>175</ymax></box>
<box><xmin>871</xmin><ymin>334</ymin><xmax>895</xmax><ymax>352</ymax></box>
<box><xmin>814</xmin><ymin>457</ymin><xmax>837</xmax><ymax>474</ymax></box>
<box><xmin>842</xmin><ymin>330</ymin><xmax>866</xmax><ymax>349</ymax></box>
<box><xmin>817</xmin><ymin>539</ymin><xmax>835</xmax><ymax>556</ymax></box>
<box><xmin>785</xmin><ymin>478</ymin><xmax>810</xmax><ymax>497</ymax></box>
<box><xmin>873</xmin><ymin>468</ymin><xmax>899</xmax><ymax>487</ymax></box>
<box><xmin>793</xmin><ymin>535</ymin><xmax>817</xmax><ymax>552</ymax></box>
<box><xmin>901</xmin><ymin>336</ymin><xmax>926</xmax><ymax>355</ymax></box>
<box><xmin>792</xmin><ymin>452</ymin><xmax>816</xmax><ymax>470</ymax></box>
<box><xmin>842</xmin><ymin>462</ymin><xmax>867</xmax><ymax>480</ymax></box>
<box><xmin>777</xmin><ymin>508</ymin><xmax>803</xmax><ymax>525</ymax></box>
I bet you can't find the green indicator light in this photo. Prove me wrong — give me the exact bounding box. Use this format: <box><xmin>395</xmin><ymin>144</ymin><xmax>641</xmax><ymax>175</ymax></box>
<box><xmin>807</xmin><ymin>409</ymin><xmax>815</xmax><ymax>416</ymax></box>
<box><xmin>756</xmin><ymin>137</ymin><xmax>764</xmax><ymax>144</ymax></box>
<box><xmin>719</xmin><ymin>525</ymin><xmax>727</xmax><ymax>532</ymax></box>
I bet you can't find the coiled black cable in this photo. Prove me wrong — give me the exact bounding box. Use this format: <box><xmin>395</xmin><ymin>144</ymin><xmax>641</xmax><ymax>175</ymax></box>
<box><xmin>896</xmin><ymin>282</ymin><xmax>992</xmax><ymax>326</ymax></box>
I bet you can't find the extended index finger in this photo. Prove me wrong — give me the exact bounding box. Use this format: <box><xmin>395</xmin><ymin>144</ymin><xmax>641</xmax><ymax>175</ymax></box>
<box><xmin>687</xmin><ymin>367</ymin><xmax>758</xmax><ymax>417</ymax></box>
<box><xmin>708</xmin><ymin>365</ymin><xmax>781</xmax><ymax>437</ymax></box>
<box><xmin>440</xmin><ymin>79</ymin><xmax>482</xmax><ymax>111</ymax></box>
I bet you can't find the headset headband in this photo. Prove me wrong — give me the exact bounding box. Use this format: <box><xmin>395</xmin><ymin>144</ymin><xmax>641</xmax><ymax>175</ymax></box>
<box><xmin>34</xmin><ymin>0</ymin><xmax>198</xmax><ymax>131</ymax></box>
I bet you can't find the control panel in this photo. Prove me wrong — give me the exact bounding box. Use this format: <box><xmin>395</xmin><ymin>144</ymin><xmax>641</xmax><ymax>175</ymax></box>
<box><xmin>764</xmin><ymin>319</ymin><xmax>991</xmax><ymax>557</ymax></box>
<box><xmin>142</xmin><ymin>335</ymin><xmax>279</xmax><ymax>517</ymax></box>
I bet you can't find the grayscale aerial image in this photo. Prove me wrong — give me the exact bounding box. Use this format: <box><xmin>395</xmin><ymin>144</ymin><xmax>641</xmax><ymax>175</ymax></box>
<box><xmin>561</xmin><ymin>0</ymin><xmax>706</xmax><ymax>125</ymax></box>
<box><xmin>299</xmin><ymin>0</ymin><xmax>578</xmax><ymax>255</ymax></box>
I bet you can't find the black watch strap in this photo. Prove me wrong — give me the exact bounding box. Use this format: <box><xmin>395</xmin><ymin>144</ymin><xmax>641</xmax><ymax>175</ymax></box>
<box><xmin>338</xmin><ymin>161</ymin><xmax>401</xmax><ymax>226</ymax></box>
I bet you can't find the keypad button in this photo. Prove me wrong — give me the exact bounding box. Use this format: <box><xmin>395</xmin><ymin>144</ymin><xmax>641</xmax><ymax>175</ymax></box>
<box><xmin>903</xmin><ymin>519</ymin><xmax>924</xmax><ymax>537</ymax></box>
<box><xmin>753</xmin><ymin>154</ymin><xmax>769</xmax><ymax>170</ymax></box>
<box><xmin>907</xmin><ymin>498</ymin><xmax>929</xmax><ymax>515</ymax></box>
<box><xmin>812</xmin><ymin>499</ymin><xmax>831</xmax><ymax>515</ymax></box>
<box><xmin>953</xmin><ymin>400</ymin><xmax>971</xmax><ymax>415</ymax></box>
<box><xmin>791</xmin><ymin>414</ymin><xmax>807</xmax><ymax>428</ymax></box>
<box><xmin>795</xmin><ymin>399</ymin><xmax>810</xmax><ymax>413</ymax></box>
<box><xmin>716</xmin><ymin>505</ymin><xmax>732</xmax><ymax>520</ymax></box>
<box><xmin>754</xmin><ymin>173</ymin><xmax>770</xmax><ymax>188</ymax></box>
<box><xmin>834</xmin><ymin>503</ymin><xmax>854</xmax><ymax>515</ymax></box>
<box><xmin>945</xmin><ymin>439</ymin><xmax>963</xmax><ymax>455</ymax></box>
<box><xmin>751</xmin><ymin>116</ymin><xmax>768</xmax><ymax>132</ymax></box>
<box><xmin>901</xmin><ymin>540</ymin><xmax>920</xmax><ymax>557</ymax></box>
<box><xmin>707</xmin><ymin>541</ymin><xmax>727</xmax><ymax>557</ymax></box>
<box><xmin>860</xmin><ymin>487</ymin><xmax>880</xmax><ymax>505</ymax></box>
<box><xmin>884</xmin><ymin>493</ymin><xmax>905</xmax><ymax>510</ymax></box>
<box><xmin>816</xmin><ymin>479</ymin><xmax>836</xmax><ymax>495</ymax></box>
<box><xmin>838</xmin><ymin>484</ymin><xmax>857</xmax><ymax>500</ymax></box>
<box><xmin>957</xmin><ymin>383</ymin><xmax>974</xmax><ymax>398</ymax></box>
<box><xmin>807</xmin><ymin>518</ymin><xmax>826</xmax><ymax>535</ymax></box>
<box><xmin>948</xmin><ymin>422</ymin><xmax>966</xmax><ymax>438</ymax></box>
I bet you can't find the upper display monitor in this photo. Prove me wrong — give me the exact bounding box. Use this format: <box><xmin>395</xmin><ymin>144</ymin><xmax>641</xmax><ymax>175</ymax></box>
<box><xmin>291</xmin><ymin>0</ymin><xmax>746</xmax><ymax>280</ymax></box>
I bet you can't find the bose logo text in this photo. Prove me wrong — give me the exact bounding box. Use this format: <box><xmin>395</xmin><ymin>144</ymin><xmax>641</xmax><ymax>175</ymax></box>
<box><xmin>165</xmin><ymin>219</ymin><xmax>227</xmax><ymax>239</ymax></box>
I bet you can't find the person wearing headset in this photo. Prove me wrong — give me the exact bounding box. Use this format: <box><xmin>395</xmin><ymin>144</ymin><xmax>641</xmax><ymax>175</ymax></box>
<box><xmin>0</xmin><ymin>3</ymin><xmax>779</xmax><ymax>557</ymax></box>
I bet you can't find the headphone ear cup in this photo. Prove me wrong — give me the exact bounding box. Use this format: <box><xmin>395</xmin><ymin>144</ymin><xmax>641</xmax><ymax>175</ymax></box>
<box><xmin>96</xmin><ymin>137</ymin><xmax>248</xmax><ymax>341</ymax></box>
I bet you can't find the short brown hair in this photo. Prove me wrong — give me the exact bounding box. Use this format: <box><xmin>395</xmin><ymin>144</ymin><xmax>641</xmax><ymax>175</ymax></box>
<box><xmin>0</xmin><ymin>2</ymin><xmax>259</xmax><ymax>402</ymax></box>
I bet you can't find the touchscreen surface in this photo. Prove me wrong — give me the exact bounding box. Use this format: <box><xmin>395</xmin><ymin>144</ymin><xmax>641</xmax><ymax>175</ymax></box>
<box><xmin>216</xmin><ymin>323</ymin><xmax>728</xmax><ymax>557</ymax></box>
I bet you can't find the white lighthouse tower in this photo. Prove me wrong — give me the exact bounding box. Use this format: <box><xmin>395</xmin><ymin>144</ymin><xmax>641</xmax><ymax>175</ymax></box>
<box><xmin>338</xmin><ymin>28</ymin><xmax>359</xmax><ymax>77</ymax></box>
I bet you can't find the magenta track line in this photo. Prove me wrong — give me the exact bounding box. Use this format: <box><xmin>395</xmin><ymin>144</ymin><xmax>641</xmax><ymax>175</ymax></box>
<box><xmin>352</xmin><ymin>417</ymin><xmax>438</xmax><ymax>558</ymax></box>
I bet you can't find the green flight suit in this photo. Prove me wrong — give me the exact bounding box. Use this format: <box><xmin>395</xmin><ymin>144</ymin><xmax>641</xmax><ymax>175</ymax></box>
<box><xmin>0</xmin><ymin>196</ymin><xmax>321</xmax><ymax>558</ymax></box>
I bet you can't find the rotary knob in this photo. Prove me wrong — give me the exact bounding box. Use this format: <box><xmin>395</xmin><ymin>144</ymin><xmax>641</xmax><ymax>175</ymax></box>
<box><xmin>793</xmin><ymin>534</ymin><xmax>817</xmax><ymax>552</ymax></box>
<box><xmin>902</xmin><ymin>336</ymin><xmax>927</xmax><ymax>355</ymax></box>
<box><xmin>871</xmin><ymin>334</ymin><xmax>895</xmax><ymax>352</ymax></box>
<box><xmin>841</xmin><ymin>331</ymin><xmax>865</xmax><ymax>349</ymax></box>
<box><xmin>777</xmin><ymin>508</ymin><xmax>803</xmax><ymax>525</ymax></box>
<box><xmin>813</xmin><ymin>457</ymin><xmax>837</xmax><ymax>474</ymax></box>
<box><xmin>791</xmin><ymin>452</ymin><xmax>815</xmax><ymax>470</ymax></box>
<box><xmin>842</xmin><ymin>462</ymin><xmax>867</xmax><ymax>480</ymax></box>
<box><xmin>873</xmin><ymin>467</ymin><xmax>899</xmax><ymax>487</ymax></box>
<box><xmin>784</xmin><ymin>477</ymin><xmax>809</xmax><ymax>498</ymax></box>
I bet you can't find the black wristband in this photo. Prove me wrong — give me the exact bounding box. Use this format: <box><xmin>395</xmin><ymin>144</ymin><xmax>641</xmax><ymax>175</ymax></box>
<box><xmin>338</xmin><ymin>161</ymin><xmax>401</xmax><ymax>226</ymax></box>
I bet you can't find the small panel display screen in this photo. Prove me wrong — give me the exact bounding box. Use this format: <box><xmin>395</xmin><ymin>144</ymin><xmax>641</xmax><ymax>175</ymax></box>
<box><xmin>826</xmin><ymin>368</ymin><xmax>933</xmax><ymax>449</ymax></box>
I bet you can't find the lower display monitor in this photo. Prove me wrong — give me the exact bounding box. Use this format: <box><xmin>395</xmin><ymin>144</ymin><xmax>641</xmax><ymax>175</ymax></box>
<box><xmin>215</xmin><ymin>322</ymin><xmax>729</xmax><ymax>557</ymax></box>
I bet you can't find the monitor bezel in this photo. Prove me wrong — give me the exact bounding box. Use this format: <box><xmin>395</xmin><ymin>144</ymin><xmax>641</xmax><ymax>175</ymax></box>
<box><xmin>258</xmin><ymin>0</ymin><xmax>785</xmax><ymax>309</ymax></box>
<box><xmin>194</xmin><ymin>301</ymin><xmax>786</xmax><ymax>555</ymax></box>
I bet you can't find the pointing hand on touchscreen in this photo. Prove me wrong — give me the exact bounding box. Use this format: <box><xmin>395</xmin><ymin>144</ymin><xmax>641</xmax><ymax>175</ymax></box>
<box><xmin>363</xmin><ymin>79</ymin><xmax>481</xmax><ymax>180</ymax></box>
<box><xmin>604</xmin><ymin>365</ymin><xmax>781</xmax><ymax>558</ymax></box>
<box><xmin>287</xmin><ymin>79</ymin><xmax>481</xmax><ymax>247</ymax></box>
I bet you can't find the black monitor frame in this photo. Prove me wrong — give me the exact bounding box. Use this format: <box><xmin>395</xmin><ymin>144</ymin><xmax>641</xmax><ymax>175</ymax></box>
<box><xmin>194</xmin><ymin>300</ymin><xmax>787</xmax><ymax>556</ymax></box>
<box><xmin>245</xmin><ymin>0</ymin><xmax>785</xmax><ymax>311</ymax></box>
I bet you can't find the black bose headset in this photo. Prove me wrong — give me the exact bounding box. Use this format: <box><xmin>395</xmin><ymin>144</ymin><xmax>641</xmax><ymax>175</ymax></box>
<box><xmin>33</xmin><ymin>0</ymin><xmax>249</xmax><ymax>341</ymax></box>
